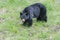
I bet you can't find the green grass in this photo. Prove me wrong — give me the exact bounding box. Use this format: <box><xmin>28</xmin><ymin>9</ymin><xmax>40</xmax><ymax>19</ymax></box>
<box><xmin>0</xmin><ymin>0</ymin><xmax>60</xmax><ymax>40</ymax></box>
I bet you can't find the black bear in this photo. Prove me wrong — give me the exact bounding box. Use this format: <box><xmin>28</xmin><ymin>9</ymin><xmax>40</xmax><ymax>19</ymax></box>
<box><xmin>20</xmin><ymin>3</ymin><xmax>47</xmax><ymax>26</ymax></box>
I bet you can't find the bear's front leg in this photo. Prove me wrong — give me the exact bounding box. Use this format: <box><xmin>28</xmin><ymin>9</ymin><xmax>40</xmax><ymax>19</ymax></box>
<box><xmin>28</xmin><ymin>19</ymin><xmax>33</xmax><ymax>26</ymax></box>
<box><xmin>23</xmin><ymin>21</ymin><xmax>27</xmax><ymax>26</ymax></box>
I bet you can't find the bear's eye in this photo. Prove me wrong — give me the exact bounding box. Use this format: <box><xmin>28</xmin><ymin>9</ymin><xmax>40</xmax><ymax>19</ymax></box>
<box><xmin>25</xmin><ymin>13</ymin><xmax>28</xmax><ymax>15</ymax></box>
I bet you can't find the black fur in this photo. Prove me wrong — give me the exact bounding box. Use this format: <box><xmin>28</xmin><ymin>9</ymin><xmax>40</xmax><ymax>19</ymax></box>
<box><xmin>20</xmin><ymin>3</ymin><xmax>47</xmax><ymax>26</ymax></box>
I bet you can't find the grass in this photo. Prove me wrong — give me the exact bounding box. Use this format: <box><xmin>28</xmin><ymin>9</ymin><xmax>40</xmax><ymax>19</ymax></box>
<box><xmin>0</xmin><ymin>0</ymin><xmax>60</xmax><ymax>40</ymax></box>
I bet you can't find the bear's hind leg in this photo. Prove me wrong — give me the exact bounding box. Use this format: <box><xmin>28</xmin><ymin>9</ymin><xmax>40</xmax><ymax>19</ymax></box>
<box><xmin>43</xmin><ymin>16</ymin><xmax>47</xmax><ymax>22</ymax></box>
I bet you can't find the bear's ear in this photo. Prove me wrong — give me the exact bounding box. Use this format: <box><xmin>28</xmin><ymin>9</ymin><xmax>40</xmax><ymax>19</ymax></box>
<box><xmin>20</xmin><ymin>12</ymin><xmax>22</xmax><ymax>15</ymax></box>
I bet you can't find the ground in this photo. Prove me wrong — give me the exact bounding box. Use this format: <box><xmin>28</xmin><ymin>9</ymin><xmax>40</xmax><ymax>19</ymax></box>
<box><xmin>0</xmin><ymin>0</ymin><xmax>60</xmax><ymax>40</ymax></box>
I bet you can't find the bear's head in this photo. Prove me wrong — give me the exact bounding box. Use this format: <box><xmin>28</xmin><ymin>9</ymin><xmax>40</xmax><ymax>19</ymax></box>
<box><xmin>20</xmin><ymin>12</ymin><xmax>29</xmax><ymax>22</ymax></box>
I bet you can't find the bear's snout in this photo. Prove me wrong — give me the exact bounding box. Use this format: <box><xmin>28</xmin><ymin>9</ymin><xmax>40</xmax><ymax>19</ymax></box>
<box><xmin>22</xmin><ymin>19</ymin><xmax>25</xmax><ymax>22</ymax></box>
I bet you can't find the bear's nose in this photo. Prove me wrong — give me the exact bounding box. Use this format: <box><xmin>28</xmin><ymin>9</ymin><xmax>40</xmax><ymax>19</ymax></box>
<box><xmin>22</xmin><ymin>19</ymin><xmax>25</xmax><ymax>22</ymax></box>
